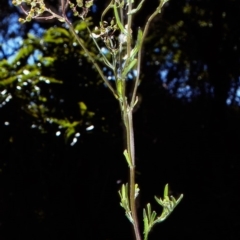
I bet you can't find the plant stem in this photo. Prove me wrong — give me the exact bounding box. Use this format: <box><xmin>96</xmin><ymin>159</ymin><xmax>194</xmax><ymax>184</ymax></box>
<box><xmin>131</xmin><ymin>0</ymin><xmax>166</xmax><ymax>107</ymax></box>
<box><xmin>123</xmin><ymin>104</ymin><xmax>141</xmax><ymax>240</ymax></box>
<box><xmin>64</xmin><ymin>19</ymin><xmax>118</xmax><ymax>99</ymax></box>
<box><xmin>126</xmin><ymin>1</ymin><xmax>133</xmax><ymax>59</ymax></box>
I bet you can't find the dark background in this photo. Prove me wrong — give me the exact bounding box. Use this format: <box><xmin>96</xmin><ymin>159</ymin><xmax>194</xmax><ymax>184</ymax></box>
<box><xmin>1</xmin><ymin>0</ymin><xmax>240</xmax><ymax>239</ymax></box>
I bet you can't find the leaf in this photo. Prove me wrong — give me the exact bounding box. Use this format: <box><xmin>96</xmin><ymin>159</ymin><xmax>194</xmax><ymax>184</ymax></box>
<box><xmin>50</xmin><ymin>27</ymin><xmax>70</xmax><ymax>38</ymax></box>
<box><xmin>122</xmin><ymin>58</ymin><xmax>137</xmax><ymax>78</ymax></box>
<box><xmin>0</xmin><ymin>76</ymin><xmax>18</xmax><ymax>86</ymax></box>
<box><xmin>113</xmin><ymin>3</ymin><xmax>128</xmax><ymax>35</ymax></box>
<box><xmin>129</xmin><ymin>28</ymin><xmax>143</xmax><ymax>60</ymax></box>
<box><xmin>123</xmin><ymin>149</ymin><xmax>132</xmax><ymax>167</ymax></box>
<box><xmin>0</xmin><ymin>59</ymin><xmax>11</xmax><ymax>79</ymax></box>
<box><xmin>121</xmin><ymin>28</ymin><xmax>142</xmax><ymax>77</ymax></box>
<box><xmin>39</xmin><ymin>76</ymin><xmax>62</xmax><ymax>84</ymax></box>
<box><xmin>87</xmin><ymin>111</ymin><xmax>95</xmax><ymax>118</ymax></box>
<box><xmin>43</xmin><ymin>27</ymin><xmax>70</xmax><ymax>44</ymax></box>
<box><xmin>11</xmin><ymin>45</ymin><xmax>34</xmax><ymax>65</ymax></box>
<box><xmin>116</xmin><ymin>78</ymin><xmax>124</xmax><ymax>97</ymax></box>
<box><xmin>154</xmin><ymin>195</ymin><xmax>163</xmax><ymax>206</ymax></box>
<box><xmin>18</xmin><ymin>69</ymin><xmax>40</xmax><ymax>82</ymax></box>
<box><xmin>74</xmin><ymin>20</ymin><xmax>90</xmax><ymax>32</ymax></box>
<box><xmin>164</xmin><ymin>183</ymin><xmax>169</xmax><ymax>198</ymax></box>
<box><xmin>147</xmin><ymin>203</ymin><xmax>152</xmax><ymax>220</ymax></box>
<box><xmin>40</xmin><ymin>57</ymin><xmax>55</xmax><ymax>66</ymax></box>
<box><xmin>135</xmin><ymin>184</ymin><xmax>140</xmax><ymax>199</ymax></box>
<box><xmin>78</xmin><ymin>101</ymin><xmax>87</xmax><ymax>115</ymax></box>
<box><xmin>143</xmin><ymin>208</ymin><xmax>149</xmax><ymax>238</ymax></box>
<box><xmin>65</xmin><ymin>127</ymin><xmax>76</xmax><ymax>140</ymax></box>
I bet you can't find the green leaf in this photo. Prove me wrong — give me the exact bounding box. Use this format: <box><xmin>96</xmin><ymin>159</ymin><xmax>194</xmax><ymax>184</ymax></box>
<box><xmin>65</xmin><ymin>127</ymin><xmax>76</xmax><ymax>140</ymax></box>
<box><xmin>85</xmin><ymin>0</ymin><xmax>94</xmax><ymax>8</ymax></box>
<box><xmin>122</xmin><ymin>58</ymin><xmax>137</xmax><ymax>78</ymax></box>
<box><xmin>39</xmin><ymin>76</ymin><xmax>62</xmax><ymax>84</ymax></box>
<box><xmin>0</xmin><ymin>59</ymin><xmax>11</xmax><ymax>79</ymax></box>
<box><xmin>74</xmin><ymin>19</ymin><xmax>91</xmax><ymax>32</ymax></box>
<box><xmin>147</xmin><ymin>203</ymin><xmax>151</xmax><ymax>219</ymax></box>
<box><xmin>40</xmin><ymin>57</ymin><xmax>55</xmax><ymax>66</ymax></box>
<box><xmin>143</xmin><ymin>208</ymin><xmax>149</xmax><ymax>236</ymax></box>
<box><xmin>78</xmin><ymin>101</ymin><xmax>87</xmax><ymax>116</ymax></box>
<box><xmin>18</xmin><ymin>69</ymin><xmax>40</xmax><ymax>82</ymax></box>
<box><xmin>123</xmin><ymin>149</ymin><xmax>132</xmax><ymax>167</ymax></box>
<box><xmin>164</xmin><ymin>183</ymin><xmax>169</xmax><ymax>198</ymax></box>
<box><xmin>43</xmin><ymin>27</ymin><xmax>70</xmax><ymax>44</ymax></box>
<box><xmin>122</xmin><ymin>28</ymin><xmax>142</xmax><ymax>77</ymax></box>
<box><xmin>116</xmin><ymin>78</ymin><xmax>124</xmax><ymax>97</ymax></box>
<box><xmin>130</xmin><ymin>28</ymin><xmax>143</xmax><ymax>60</ymax></box>
<box><xmin>113</xmin><ymin>3</ymin><xmax>128</xmax><ymax>35</ymax></box>
<box><xmin>150</xmin><ymin>210</ymin><xmax>157</xmax><ymax>223</ymax></box>
<box><xmin>11</xmin><ymin>45</ymin><xmax>34</xmax><ymax>65</ymax></box>
<box><xmin>143</xmin><ymin>207</ymin><xmax>148</xmax><ymax>227</ymax></box>
<box><xmin>0</xmin><ymin>76</ymin><xmax>18</xmax><ymax>86</ymax></box>
<box><xmin>135</xmin><ymin>183</ymin><xmax>140</xmax><ymax>199</ymax></box>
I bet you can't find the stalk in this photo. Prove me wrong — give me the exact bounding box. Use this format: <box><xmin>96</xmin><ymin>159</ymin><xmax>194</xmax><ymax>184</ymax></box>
<box><xmin>125</xmin><ymin>108</ymin><xmax>141</xmax><ymax>240</ymax></box>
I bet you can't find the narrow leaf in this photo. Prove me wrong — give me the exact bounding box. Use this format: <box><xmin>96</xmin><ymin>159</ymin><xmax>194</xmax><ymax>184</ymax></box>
<box><xmin>150</xmin><ymin>211</ymin><xmax>157</xmax><ymax>223</ymax></box>
<box><xmin>116</xmin><ymin>78</ymin><xmax>124</xmax><ymax>97</ymax></box>
<box><xmin>129</xmin><ymin>28</ymin><xmax>143</xmax><ymax>61</ymax></box>
<box><xmin>154</xmin><ymin>196</ymin><xmax>163</xmax><ymax>206</ymax></box>
<box><xmin>0</xmin><ymin>76</ymin><xmax>17</xmax><ymax>86</ymax></box>
<box><xmin>123</xmin><ymin>149</ymin><xmax>132</xmax><ymax>167</ymax></box>
<box><xmin>143</xmin><ymin>208</ymin><xmax>149</xmax><ymax>234</ymax></box>
<box><xmin>78</xmin><ymin>102</ymin><xmax>87</xmax><ymax>116</ymax></box>
<box><xmin>164</xmin><ymin>183</ymin><xmax>169</xmax><ymax>198</ymax></box>
<box><xmin>122</xmin><ymin>58</ymin><xmax>137</xmax><ymax>78</ymax></box>
<box><xmin>113</xmin><ymin>4</ymin><xmax>128</xmax><ymax>35</ymax></box>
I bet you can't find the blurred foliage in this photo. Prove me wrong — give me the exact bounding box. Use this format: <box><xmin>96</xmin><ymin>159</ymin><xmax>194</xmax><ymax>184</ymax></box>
<box><xmin>1</xmin><ymin>0</ymin><xmax>240</xmax><ymax>136</ymax></box>
<box><xmin>143</xmin><ymin>0</ymin><xmax>240</xmax><ymax>106</ymax></box>
<box><xmin>0</xmin><ymin>19</ymin><xmax>109</xmax><ymax>142</ymax></box>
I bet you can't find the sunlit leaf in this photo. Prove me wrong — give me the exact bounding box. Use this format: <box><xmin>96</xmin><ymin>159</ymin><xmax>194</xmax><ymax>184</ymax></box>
<box><xmin>164</xmin><ymin>183</ymin><xmax>169</xmax><ymax>198</ymax></box>
<box><xmin>122</xmin><ymin>58</ymin><xmax>137</xmax><ymax>78</ymax></box>
<box><xmin>0</xmin><ymin>76</ymin><xmax>18</xmax><ymax>86</ymax></box>
<box><xmin>11</xmin><ymin>45</ymin><xmax>34</xmax><ymax>65</ymax></box>
<box><xmin>78</xmin><ymin>101</ymin><xmax>87</xmax><ymax>116</ymax></box>
<box><xmin>65</xmin><ymin>127</ymin><xmax>76</xmax><ymax>140</ymax></box>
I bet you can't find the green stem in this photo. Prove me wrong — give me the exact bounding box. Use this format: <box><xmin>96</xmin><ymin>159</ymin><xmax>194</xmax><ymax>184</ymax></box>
<box><xmin>128</xmin><ymin>111</ymin><xmax>141</xmax><ymax>240</ymax></box>
<box><xmin>126</xmin><ymin>1</ymin><xmax>133</xmax><ymax>59</ymax></box>
<box><xmin>64</xmin><ymin>18</ymin><xmax>118</xmax><ymax>99</ymax></box>
<box><xmin>118</xmin><ymin>2</ymin><xmax>142</xmax><ymax>240</ymax></box>
<box><xmin>131</xmin><ymin>1</ymin><xmax>166</xmax><ymax>107</ymax></box>
<box><xmin>122</xmin><ymin>103</ymin><xmax>141</xmax><ymax>240</ymax></box>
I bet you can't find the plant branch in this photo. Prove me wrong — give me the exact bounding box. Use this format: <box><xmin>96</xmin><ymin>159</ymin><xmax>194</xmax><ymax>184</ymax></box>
<box><xmin>126</xmin><ymin>0</ymin><xmax>133</xmax><ymax>60</ymax></box>
<box><xmin>131</xmin><ymin>0</ymin><xmax>169</xmax><ymax>107</ymax></box>
<box><xmin>63</xmin><ymin>18</ymin><xmax>118</xmax><ymax>99</ymax></box>
<box><xmin>127</xmin><ymin>109</ymin><xmax>141</xmax><ymax>240</ymax></box>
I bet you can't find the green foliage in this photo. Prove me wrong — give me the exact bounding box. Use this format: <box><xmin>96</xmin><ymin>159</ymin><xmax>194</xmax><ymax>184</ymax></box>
<box><xmin>43</xmin><ymin>28</ymin><xmax>70</xmax><ymax>44</ymax></box>
<box><xmin>119</xmin><ymin>183</ymin><xmax>133</xmax><ymax>223</ymax></box>
<box><xmin>0</xmin><ymin>34</ymin><xmax>62</xmax><ymax>117</ymax></box>
<box><xmin>0</xmin><ymin>20</ymin><xmax>97</xmax><ymax>141</ymax></box>
<box><xmin>143</xmin><ymin>184</ymin><xmax>183</xmax><ymax>240</ymax></box>
<box><xmin>48</xmin><ymin>118</ymin><xmax>81</xmax><ymax>141</ymax></box>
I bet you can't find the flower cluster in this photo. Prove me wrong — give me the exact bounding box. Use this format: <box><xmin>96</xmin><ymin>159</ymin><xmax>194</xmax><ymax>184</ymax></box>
<box><xmin>69</xmin><ymin>0</ymin><xmax>93</xmax><ymax>19</ymax></box>
<box><xmin>12</xmin><ymin>0</ymin><xmax>46</xmax><ymax>23</ymax></box>
<box><xmin>91</xmin><ymin>18</ymin><xmax>121</xmax><ymax>52</ymax></box>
